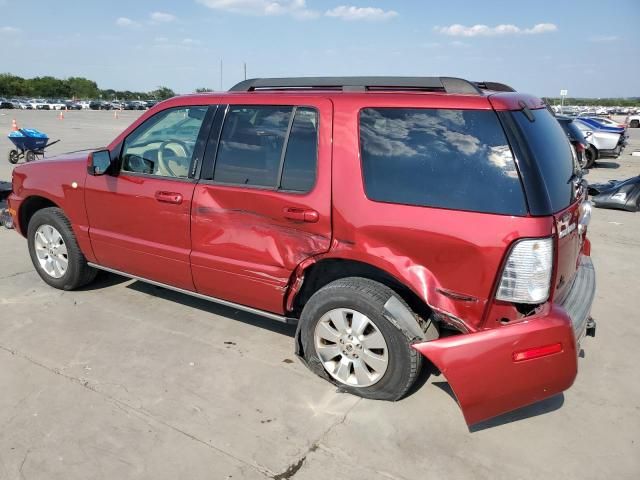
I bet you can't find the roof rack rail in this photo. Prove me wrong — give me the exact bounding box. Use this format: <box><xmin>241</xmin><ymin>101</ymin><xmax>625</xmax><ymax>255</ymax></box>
<box><xmin>473</xmin><ymin>81</ymin><xmax>516</xmax><ymax>92</ymax></box>
<box><xmin>229</xmin><ymin>76</ymin><xmax>486</xmax><ymax>95</ymax></box>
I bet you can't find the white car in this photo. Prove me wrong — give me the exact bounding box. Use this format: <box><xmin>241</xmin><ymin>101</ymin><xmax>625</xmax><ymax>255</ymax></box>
<box><xmin>28</xmin><ymin>98</ymin><xmax>47</xmax><ymax>109</ymax></box>
<box><xmin>574</xmin><ymin>119</ymin><xmax>626</xmax><ymax>165</ymax></box>
<box><xmin>48</xmin><ymin>99</ymin><xmax>66</xmax><ymax>110</ymax></box>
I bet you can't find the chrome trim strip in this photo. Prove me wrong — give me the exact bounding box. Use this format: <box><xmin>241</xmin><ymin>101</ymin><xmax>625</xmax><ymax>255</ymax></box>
<box><xmin>87</xmin><ymin>262</ymin><xmax>297</xmax><ymax>325</ymax></box>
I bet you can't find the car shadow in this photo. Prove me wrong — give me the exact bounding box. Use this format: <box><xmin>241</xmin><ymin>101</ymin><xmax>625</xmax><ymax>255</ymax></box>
<box><xmin>431</xmin><ymin>381</ymin><xmax>565</xmax><ymax>431</ymax></box>
<box><xmin>77</xmin><ymin>270</ymin><xmax>131</xmax><ymax>290</ymax></box>
<box><xmin>126</xmin><ymin>279</ymin><xmax>297</xmax><ymax>338</ymax></box>
<box><xmin>595</xmin><ymin>160</ymin><xmax>620</xmax><ymax>169</ymax></box>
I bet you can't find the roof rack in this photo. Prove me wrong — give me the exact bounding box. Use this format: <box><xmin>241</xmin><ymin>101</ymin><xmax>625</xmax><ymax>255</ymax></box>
<box><xmin>229</xmin><ymin>77</ymin><xmax>515</xmax><ymax>95</ymax></box>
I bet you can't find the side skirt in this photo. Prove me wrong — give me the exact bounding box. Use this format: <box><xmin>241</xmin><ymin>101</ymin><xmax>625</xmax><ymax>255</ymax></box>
<box><xmin>87</xmin><ymin>262</ymin><xmax>298</xmax><ymax>325</ymax></box>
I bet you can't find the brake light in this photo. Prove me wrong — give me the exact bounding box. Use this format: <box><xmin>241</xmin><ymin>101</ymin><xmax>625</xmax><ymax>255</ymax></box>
<box><xmin>575</xmin><ymin>143</ymin><xmax>585</xmax><ymax>153</ymax></box>
<box><xmin>513</xmin><ymin>343</ymin><xmax>562</xmax><ymax>362</ymax></box>
<box><xmin>496</xmin><ymin>238</ymin><xmax>553</xmax><ymax>304</ymax></box>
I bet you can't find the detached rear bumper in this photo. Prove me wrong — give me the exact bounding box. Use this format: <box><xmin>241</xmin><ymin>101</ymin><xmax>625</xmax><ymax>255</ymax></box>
<box><xmin>413</xmin><ymin>256</ymin><xmax>596</xmax><ymax>426</ymax></box>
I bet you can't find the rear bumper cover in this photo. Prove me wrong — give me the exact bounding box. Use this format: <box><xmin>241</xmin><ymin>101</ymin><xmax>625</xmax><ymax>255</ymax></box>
<box><xmin>413</xmin><ymin>256</ymin><xmax>595</xmax><ymax>426</ymax></box>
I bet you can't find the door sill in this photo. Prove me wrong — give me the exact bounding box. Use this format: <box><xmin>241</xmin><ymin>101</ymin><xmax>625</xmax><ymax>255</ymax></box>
<box><xmin>87</xmin><ymin>262</ymin><xmax>298</xmax><ymax>325</ymax></box>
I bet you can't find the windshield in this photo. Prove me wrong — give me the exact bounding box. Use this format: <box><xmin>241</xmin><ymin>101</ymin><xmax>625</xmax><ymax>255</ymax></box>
<box><xmin>512</xmin><ymin>108</ymin><xmax>575</xmax><ymax>212</ymax></box>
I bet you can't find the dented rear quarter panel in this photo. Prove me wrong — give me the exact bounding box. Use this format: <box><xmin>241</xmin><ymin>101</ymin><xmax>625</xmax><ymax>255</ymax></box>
<box><xmin>327</xmin><ymin>94</ymin><xmax>554</xmax><ymax>331</ymax></box>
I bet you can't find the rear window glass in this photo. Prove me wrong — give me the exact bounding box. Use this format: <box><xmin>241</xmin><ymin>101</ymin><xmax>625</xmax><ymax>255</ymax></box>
<box><xmin>359</xmin><ymin>108</ymin><xmax>526</xmax><ymax>215</ymax></box>
<box><xmin>512</xmin><ymin>108</ymin><xmax>574</xmax><ymax>212</ymax></box>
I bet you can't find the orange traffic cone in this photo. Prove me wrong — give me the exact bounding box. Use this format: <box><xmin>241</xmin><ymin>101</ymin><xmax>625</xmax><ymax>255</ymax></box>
<box><xmin>58</xmin><ymin>110</ymin><xmax>64</xmax><ymax>120</ymax></box>
<box><xmin>11</xmin><ymin>119</ymin><xmax>18</xmax><ymax>131</ymax></box>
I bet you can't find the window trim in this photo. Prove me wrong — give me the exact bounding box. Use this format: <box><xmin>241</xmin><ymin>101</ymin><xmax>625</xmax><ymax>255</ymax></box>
<box><xmin>118</xmin><ymin>105</ymin><xmax>213</xmax><ymax>181</ymax></box>
<box><xmin>357</xmin><ymin>106</ymin><xmax>529</xmax><ymax>217</ymax></box>
<box><xmin>201</xmin><ymin>104</ymin><xmax>319</xmax><ymax>194</ymax></box>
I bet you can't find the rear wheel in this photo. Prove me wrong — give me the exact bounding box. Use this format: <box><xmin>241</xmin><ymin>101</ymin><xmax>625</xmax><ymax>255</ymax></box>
<box><xmin>27</xmin><ymin>207</ymin><xmax>97</xmax><ymax>290</ymax></box>
<box><xmin>300</xmin><ymin>277</ymin><xmax>423</xmax><ymax>401</ymax></box>
<box><xmin>584</xmin><ymin>146</ymin><xmax>597</xmax><ymax>169</ymax></box>
<box><xmin>630</xmin><ymin>119</ymin><xmax>639</xmax><ymax>128</ymax></box>
<box><xmin>8</xmin><ymin>149</ymin><xmax>19</xmax><ymax>164</ymax></box>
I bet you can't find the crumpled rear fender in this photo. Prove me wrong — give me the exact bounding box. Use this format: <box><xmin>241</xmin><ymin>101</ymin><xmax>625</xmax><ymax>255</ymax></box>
<box><xmin>413</xmin><ymin>304</ymin><xmax>578</xmax><ymax>425</ymax></box>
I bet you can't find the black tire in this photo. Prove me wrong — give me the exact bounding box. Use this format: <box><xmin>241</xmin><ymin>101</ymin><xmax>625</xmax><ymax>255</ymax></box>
<box><xmin>585</xmin><ymin>146</ymin><xmax>597</xmax><ymax>169</ymax></box>
<box><xmin>27</xmin><ymin>207</ymin><xmax>97</xmax><ymax>290</ymax></box>
<box><xmin>8</xmin><ymin>149</ymin><xmax>19</xmax><ymax>164</ymax></box>
<box><xmin>630</xmin><ymin>119</ymin><xmax>639</xmax><ymax>128</ymax></box>
<box><xmin>25</xmin><ymin>150</ymin><xmax>36</xmax><ymax>162</ymax></box>
<box><xmin>300</xmin><ymin>277</ymin><xmax>423</xmax><ymax>401</ymax></box>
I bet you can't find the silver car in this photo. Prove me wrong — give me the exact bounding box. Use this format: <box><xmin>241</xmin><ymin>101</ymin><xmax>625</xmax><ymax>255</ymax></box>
<box><xmin>574</xmin><ymin>120</ymin><xmax>626</xmax><ymax>166</ymax></box>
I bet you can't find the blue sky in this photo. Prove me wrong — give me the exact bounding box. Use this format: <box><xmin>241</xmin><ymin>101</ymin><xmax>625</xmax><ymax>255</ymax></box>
<box><xmin>1</xmin><ymin>0</ymin><xmax>638</xmax><ymax>97</ymax></box>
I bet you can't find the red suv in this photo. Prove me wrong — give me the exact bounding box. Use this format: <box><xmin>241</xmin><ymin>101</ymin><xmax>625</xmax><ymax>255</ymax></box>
<box><xmin>7</xmin><ymin>77</ymin><xmax>596</xmax><ymax>425</ymax></box>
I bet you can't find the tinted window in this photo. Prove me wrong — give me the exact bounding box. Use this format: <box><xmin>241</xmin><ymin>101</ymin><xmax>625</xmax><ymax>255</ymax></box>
<box><xmin>280</xmin><ymin>107</ymin><xmax>318</xmax><ymax>192</ymax></box>
<box><xmin>121</xmin><ymin>106</ymin><xmax>207</xmax><ymax>178</ymax></box>
<box><xmin>214</xmin><ymin>105</ymin><xmax>292</xmax><ymax>187</ymax></box>
<box><xmin>359</xmin><ymin>108</ymin><xmax>526</xmax><ymax>215</ymax></box>
<box><xmin>512</xmin><ymin>108</ymin><xmax>574</xmax><ymax>212</ymax></box>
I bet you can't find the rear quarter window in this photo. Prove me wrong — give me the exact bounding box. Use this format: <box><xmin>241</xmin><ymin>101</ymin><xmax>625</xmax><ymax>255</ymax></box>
<box><xmin>511</xmin><ymin>108</ymin><xmax>574</xmax><ymax>212</ymax></box>
<box><xmin>359</xmin><ymin>108</ymin><xmax>527</xmax><ymax>215</ymax></box>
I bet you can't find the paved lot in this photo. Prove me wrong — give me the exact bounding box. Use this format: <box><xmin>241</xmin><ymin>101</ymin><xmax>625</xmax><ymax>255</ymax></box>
<box><xmin>0</xmin><ymin>110</ymin><xmax>639</xmax><ymax>480</ymax></box>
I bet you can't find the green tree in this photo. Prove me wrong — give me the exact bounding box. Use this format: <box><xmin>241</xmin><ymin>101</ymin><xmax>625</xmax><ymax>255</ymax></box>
<box><xmin>150</xmin><ymin>86</ymin><xmax>176</xmax><ymax>100</ymax></box>
<box><xmin>195</xmin><ymin>87</ymin><xmax>214</xmax><ymax>93</ymax></box>
<box><xmin>66</xmin><ymin>77</ymin><xmax>99</xmax><ymax>99</ymax></box>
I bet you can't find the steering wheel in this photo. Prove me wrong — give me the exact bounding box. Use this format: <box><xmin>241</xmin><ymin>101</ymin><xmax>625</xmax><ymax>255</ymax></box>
<box><xmin>157</xmin><ymin>140</ymin><xmax>191</xmax><ymax>177</ymax></box>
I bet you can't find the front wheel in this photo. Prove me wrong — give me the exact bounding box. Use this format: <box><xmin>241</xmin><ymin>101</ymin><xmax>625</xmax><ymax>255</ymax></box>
<box><xmin>584</xmin><ymin>146</ymin><xmax>597</xmax><ymax>169</ymax></box>
<box><xmin>630</xmin><ymin>119</ymin><xmax>639</xmax><ymax>128</ymax></box>
<box><xmin>8</xmin><ymin>149</ymin><xmax>19</xmax><ymax>164</ymax></box>
<box><xmin>25</xmin><ymin>150</ymin><xmax>36</xmax><ymax>162</ymax></box>
<box><xmin>27</xmin><ymin>207</ymin><xmax>97</xmax><ymax>290</ymax></box>
<box><xmin>300</xmin><ymin>277</ymin><xmax>423</xmax><ymax>401</ymax></box>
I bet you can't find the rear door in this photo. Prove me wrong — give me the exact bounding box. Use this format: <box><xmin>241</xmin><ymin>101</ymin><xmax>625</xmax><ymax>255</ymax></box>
<box><xmin>191</xmin><ymin>97</ymin><xmax>332</xmax><ymax>314</ymax></box>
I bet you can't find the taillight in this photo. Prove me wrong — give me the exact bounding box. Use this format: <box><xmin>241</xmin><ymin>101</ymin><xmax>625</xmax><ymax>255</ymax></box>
<box><xmin>575</xmin><ymin>143</ymin><xmax>585</xmax><ymax>153</ymax></box>
<box><xmin>496</xmin><ymin>238</ymin><xmax>553</xmax><ymax>304</ymax></box>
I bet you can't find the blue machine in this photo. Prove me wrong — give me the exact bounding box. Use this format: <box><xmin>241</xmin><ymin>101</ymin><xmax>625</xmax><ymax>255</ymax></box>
<box><xmin>7</xmin><ymin>128</ymin><xmax>59</xmax><ymax>164</ymax></box>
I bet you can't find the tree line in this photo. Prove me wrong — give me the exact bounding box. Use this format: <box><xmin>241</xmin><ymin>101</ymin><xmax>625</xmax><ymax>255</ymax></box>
<box><xmin>0</xmin><ymin>73</ymin><xmax>177</xmax><ymax>100</ymax></box>
<box><xmin>543</xmin><ymin>97</ymin><xmax>640</xmax><ymax>107</ymax></box>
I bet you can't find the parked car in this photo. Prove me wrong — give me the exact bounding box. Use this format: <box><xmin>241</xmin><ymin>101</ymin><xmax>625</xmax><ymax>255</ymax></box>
<box><xmin>574</xmin><ymin>119</ymin><xmax>627</xmax><ymax>164</ymax></box>
<box><xmin>7</xmin><ymin>76</ymin><xmax>596</xmax><ymax>426</ymax></box>
<box><xmin>577</xmin><ymin>117</ymin><xmax>626</xmax><ymax>135</ymax></box>
<box><xmin>89</xmin><ymin>101</ymin><xmax>112</xmax><ymax>110</ymax></box>
<box><xmin>64</xmin><ymin>101</ymin><xmax>82</xmax><ymax>110</ymax></box>
<box><xmin>0</xmin><ymin>99</ymin><xmax>14</xmax><ymax>109</ymax></box>
<box><xmin>556</xmin><ymin>115</ymin><xmax>591</xmax><ymax>168</ymax></box>
<box><xmin>627</xmin><ymin>114</ymin><xmax>640</xmax><ymax>128</ymax></box>
<box><xmin>27</xmin><ymin>99</ymin><xmax>47</xmax><ymax>109</ymax></box>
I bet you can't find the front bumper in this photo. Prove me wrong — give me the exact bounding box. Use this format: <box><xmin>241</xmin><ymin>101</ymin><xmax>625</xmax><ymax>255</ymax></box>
<box><xmin>413</xmin><ymin>256</ymin><xmax>596</xmax><ymax>426</ymax></box>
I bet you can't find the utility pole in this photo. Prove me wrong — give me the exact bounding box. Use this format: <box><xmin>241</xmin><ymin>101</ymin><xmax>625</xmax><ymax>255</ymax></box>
<box><xmin>220</xmin><ymin>59</ymin><xmax>223</xmax><ymax>91</ymax></box>
<box><xmin>244</xmin><ymin>62</ymin><xmax>247</xmax><ymax>80</ymax></box>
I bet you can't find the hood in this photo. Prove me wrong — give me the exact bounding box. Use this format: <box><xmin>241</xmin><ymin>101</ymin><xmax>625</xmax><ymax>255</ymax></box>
<box><xmin>43</xmin><ymin>148</ymin><xmax>100</xmax><ymax>163</ymax></box>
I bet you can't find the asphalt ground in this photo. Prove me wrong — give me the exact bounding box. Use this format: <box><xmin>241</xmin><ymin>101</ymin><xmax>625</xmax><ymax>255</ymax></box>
<box><xmin>0</xmin><ymin>109</ymin><xmax>638</xmax><ymax>480</ymax></box>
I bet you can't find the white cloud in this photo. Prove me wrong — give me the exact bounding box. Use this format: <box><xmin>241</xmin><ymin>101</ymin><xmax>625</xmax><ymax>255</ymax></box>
<box><xmin>155</xmin><ymin>36</ymin><xmax>169</xmax><ymax>43</ymax></box>
<box><xmin>182</xmin><ymin>38</ymin><xmax>201</xmax><ymax>45</ymax></box>
<box><xmin>196</xmin><ymin>0</ymin><xmax>318</xmax><ymax>19</ymax></box>
<box><xmin>435</xmin><ymin>22</ymin><xmax>557</xmax><ymax>37</ymax></box>
<box><xmin>590</xmin><ymin>35</ymin><xmax>619</xmax><ymax>43</ymax></box>
<box><xmin>151</xmin><ymin>12</ymin><xmax>176</xmax><ymax>22</ymax></box>
<box><xmin>115</xmin><ymin>17</ymin><xmax>140</xmax><ymax>27</ymax></box>
<box><xmin>0</xmin><ymin>26</ymin><xmax>20</xmax><ymax>34</ymax></box>
<box><xmin>325</xmin><ymin>6</ymin><xmax>398</xmax><ymax>21</ymax></box>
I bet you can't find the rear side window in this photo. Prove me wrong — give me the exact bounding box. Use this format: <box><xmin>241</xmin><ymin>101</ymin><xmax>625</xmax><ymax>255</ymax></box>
<box><xmin>212</xmin><ymin>105</ymin><xmax>318</xmax><ymax>192</ymax></box>
<box><xmin>214</xmin><ymin>105</ymin><xmax>292</xmax><ymax>187</ymax></box>
<box><xmin>359</xmin><ymin>108</ymin><xmax>526</xmax><ymax>215</ymax></box>
<box><xmin>512</xmin><ymin>108</ymin><xmax>574</xmax><ymax>212</ymax></box>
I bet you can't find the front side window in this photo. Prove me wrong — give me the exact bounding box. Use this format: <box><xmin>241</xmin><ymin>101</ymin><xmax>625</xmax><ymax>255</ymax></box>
<box><xmin>121</xmin><ymin>106</ymin><xmax>207</xmax><ymax>178</ymax></box>
<box><xmin>213</xmin><ymin>105</ymin><xmax>318</xmax><ymax>191</ymax></box>
<box><xmin>359</xmin><ymin>108</ymin><xmax>527</xmax><ymax>215</ymax></box>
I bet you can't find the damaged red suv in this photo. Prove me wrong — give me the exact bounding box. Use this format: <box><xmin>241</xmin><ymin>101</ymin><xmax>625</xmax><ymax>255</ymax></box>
<box><xmin>8</xmin><ymin>77</ymin><xmax>596</xmax><ymax>425</ymax></box>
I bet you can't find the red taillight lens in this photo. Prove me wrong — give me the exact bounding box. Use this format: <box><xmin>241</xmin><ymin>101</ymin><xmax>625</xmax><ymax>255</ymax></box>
<box><xmin>512</xmin><ymin>343</ymin><xmax>563</xmax><ymax>362</ymax></box>
<box><xmin>575</xmin><ymin>143</ymin><xmax>585</xmax><ymax>152</ymax></box>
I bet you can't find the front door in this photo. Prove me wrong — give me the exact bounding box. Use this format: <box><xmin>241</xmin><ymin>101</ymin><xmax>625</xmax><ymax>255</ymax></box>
<box><xmin>191</xmin><ymin>98</ymin><xmax>333</xmax><ymax>314</ymax></box>
<box><xmin>85</xmin><ymin>105</ymin><xmax>212</xmax><ymax>290</ymax></box>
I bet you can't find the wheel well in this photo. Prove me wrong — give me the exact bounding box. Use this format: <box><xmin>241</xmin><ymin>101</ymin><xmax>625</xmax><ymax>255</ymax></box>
<box><xmin>292</xmin><ymin>259</ymin><xmax>432</xmax><ymax>322</ymax></box>
<box><xmin>18</xmin><ymin>196</ymin><xmax>58</xmax><ymax>236</ymax></box>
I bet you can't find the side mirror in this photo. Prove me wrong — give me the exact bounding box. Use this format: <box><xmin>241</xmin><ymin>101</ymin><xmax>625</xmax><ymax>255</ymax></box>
<box><xmin>87</xmin><ymin>149</ymin><xmax>112</xmax><ymax>176</ymax></box>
